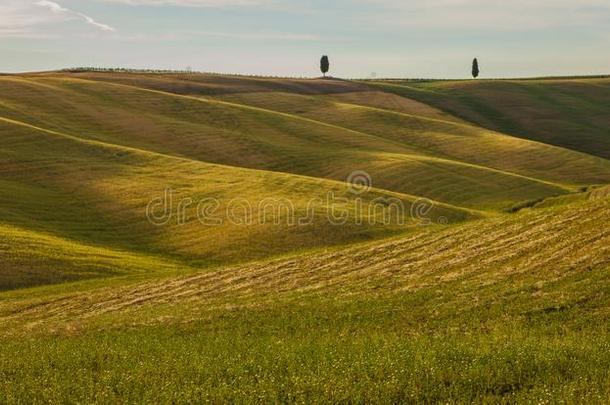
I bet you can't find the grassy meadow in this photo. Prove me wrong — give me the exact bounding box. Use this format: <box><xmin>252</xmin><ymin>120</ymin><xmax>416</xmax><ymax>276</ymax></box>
<box><xmin>1</xmin><ymin>72</ymin><xmax>610</xmax><ymax>402</ymax></box>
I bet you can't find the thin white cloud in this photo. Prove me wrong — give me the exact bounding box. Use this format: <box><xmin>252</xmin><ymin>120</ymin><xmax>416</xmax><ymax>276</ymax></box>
<box><xmin>78</xmin><ymin>13</ymin><xmax>115</xmax><ymax>31</ymax></box>
<box><xmin>36</xmin><ymin>0</ymin><xmax>115</xmax><ymax>31</ymax></box>
<box><xmin>36</xmin><ymin>0</ymin><xmax>67</xmax><ymax>13</ymax></box>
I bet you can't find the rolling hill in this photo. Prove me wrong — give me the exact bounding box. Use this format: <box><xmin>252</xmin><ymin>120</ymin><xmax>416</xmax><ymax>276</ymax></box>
<box><xmin>1</xmin><ymin>72</ymin><xmax>609</xmax><ymax>402</ymax></box>
<box><xmin>2</xmin><ymin>113</ymin><xmax>472</xmax><ymax>289</ymax></box>
<box><xmin>366</xmin><ymin>78</ymin><xmax>610</xmax><ymax>159</ymax></box>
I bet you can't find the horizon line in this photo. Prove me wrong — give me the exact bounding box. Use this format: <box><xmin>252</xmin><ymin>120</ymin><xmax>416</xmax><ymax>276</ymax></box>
<box><xmin>1</xmin><ymin>68</ymin><xmax>609</xmax><ymax>82</ymax></box>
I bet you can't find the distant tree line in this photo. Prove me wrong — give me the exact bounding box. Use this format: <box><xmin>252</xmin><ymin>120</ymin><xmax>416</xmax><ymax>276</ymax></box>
<box><xmin>61</xmin><ymin>67</ymin><xmax>311</xmax><ymax>79</ymax></box>
<box><xmin>65</xmin><ymin>57</ymin><xmax>492</xmax><ymax>80</ymax></box>
<box><xmin>62</xmin><ymin>67</ymin><xmax>197</xmax><ymax>74</ymax></box>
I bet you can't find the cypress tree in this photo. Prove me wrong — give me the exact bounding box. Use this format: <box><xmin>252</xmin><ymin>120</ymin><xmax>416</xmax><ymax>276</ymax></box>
<box><xmin>320</xmin><ymin>55</ymin><xmax>330</xmax><ymax>78</ymax></box>
<box><xmin>472</xmin><ymin>58</ymin><xmax>480</xmax><ymax>79</ymax></box>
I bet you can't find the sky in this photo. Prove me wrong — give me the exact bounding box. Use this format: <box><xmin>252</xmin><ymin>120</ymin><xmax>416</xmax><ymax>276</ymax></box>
<box><xmin>1</xmin><ymin>0</ymin><xmax>609</xmax><ymax>78</ymax></box>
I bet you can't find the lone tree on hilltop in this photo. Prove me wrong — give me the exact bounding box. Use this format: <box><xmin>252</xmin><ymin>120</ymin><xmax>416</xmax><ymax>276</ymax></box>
<box><xmin>472</xmin><ymin>58</ymin><xmax>480</xmax><ymax>79</ymax></box>
<box><xmin>320</xmin><ymin>55</ymin><xmax>330</xmax><ymax>78</ymax></box>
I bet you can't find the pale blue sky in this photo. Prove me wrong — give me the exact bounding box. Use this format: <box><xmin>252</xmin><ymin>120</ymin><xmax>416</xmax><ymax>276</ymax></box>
<box><xmin>1</xmin><ymin>0</ymin><xmax>609</xmax><ymax>78</ymax></box>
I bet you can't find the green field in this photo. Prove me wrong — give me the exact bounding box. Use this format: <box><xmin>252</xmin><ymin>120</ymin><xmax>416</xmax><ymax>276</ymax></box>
<box><xmin>1</xmin><ymin>72</ymin><xmax>610</xmax><ymax>402</ymax></box>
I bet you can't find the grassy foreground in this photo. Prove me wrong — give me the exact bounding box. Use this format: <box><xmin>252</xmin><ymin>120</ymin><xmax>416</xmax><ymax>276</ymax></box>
<box><xmin>2</xmin><ymin>194</ymin><xmax>610</xmax><ymax>402</ymax></box>
<box><xmin>2</xmin><ymin>298</ymin><xmax>610</xmax><ymax>403</ymax></box>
